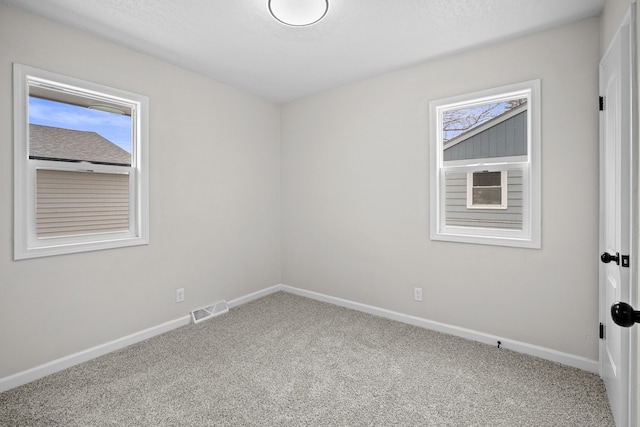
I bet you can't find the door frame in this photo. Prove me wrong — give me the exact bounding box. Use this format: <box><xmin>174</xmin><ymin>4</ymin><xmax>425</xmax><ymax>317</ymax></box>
<box><xmin>599</xmin><ymin>5</ymin><xmax>638</xmax><ymax>426</ymax></box>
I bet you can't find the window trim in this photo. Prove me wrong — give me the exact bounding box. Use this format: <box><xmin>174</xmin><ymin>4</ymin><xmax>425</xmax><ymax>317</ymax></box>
<box><xmin>429</xmin><ymin>80</ymin><xmax>541</xmax><ymax>248</ymax></box>
<box><xmin>13</xmin><ymin>64</ymin><xmax>149</xmax><ymax>259</ymax></box>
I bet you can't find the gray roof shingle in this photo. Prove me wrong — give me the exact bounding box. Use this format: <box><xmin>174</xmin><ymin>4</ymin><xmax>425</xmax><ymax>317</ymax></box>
<box><xmin>29</xmin><ymin>124</ymin><xmax>131</xmax><ymax>166</ymax></box>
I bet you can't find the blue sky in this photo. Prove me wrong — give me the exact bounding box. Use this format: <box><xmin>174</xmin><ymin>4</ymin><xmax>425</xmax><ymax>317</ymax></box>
<box><xmin>29</xmin><ymin>97</ymin><xmax>132</xmax><ymax>153</ymax></box>
<box><xmin>442</xmin><ymin>99</ymin><xmax>525</xmax><ymax>142</ymax></box>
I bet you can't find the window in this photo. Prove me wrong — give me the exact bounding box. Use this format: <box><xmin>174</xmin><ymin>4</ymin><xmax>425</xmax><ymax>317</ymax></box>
<box><xmin>13</xmin><ymin>64</ymin><xmax>149</xmax><ymax>259</ymax></box>
<box><xmin>467</xmin><ymin>171</ymin><xmax>507</xmax><ymax>209</ymax></box>
<box><xmin>429</xmin><ymin>80</ymin><xmax>541</xmax><ymax>248</ymax></box>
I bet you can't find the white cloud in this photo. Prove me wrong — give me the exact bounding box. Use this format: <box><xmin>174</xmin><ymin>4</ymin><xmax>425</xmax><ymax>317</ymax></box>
<box><xmin>29</xmin><ymin>97</ymin><xmax>132</xmax><ymax>152</ymax></box>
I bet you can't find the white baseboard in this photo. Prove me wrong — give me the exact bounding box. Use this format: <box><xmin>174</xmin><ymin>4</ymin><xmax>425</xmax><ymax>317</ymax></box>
<box><xmin>0</xmin><ymin>285</ymin><xmax>286</xmax><ymax>393</ymax></box>
<box><xmin>0</xmin><ymin>283</ymin><xmax>598</xmax><ymax>393</ymax></box>
<box><xmin>0</xmin><ymin>315</ymin><xmax>190</xmax><ymax>393</ymax></box>
<box><xmin>227</xmin><ymin>284</ymin><xmax>282</xmax><ymax>308</ymax></box>
<box><xmin>279</xmin><ymin>284</ymin><xmax>599</xmax><ymax>374</ymax></box>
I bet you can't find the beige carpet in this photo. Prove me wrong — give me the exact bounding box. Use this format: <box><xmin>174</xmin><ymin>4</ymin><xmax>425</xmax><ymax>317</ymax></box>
<box><xmin>0</xmin><ymin>291</ymin><xmax>614</xmax><ymax>426</ymax></box>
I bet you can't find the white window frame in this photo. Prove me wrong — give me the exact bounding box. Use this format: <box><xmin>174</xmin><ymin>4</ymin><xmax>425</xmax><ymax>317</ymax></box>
<box><xmin>429</xmin><ymin>80</ymin><xmax>541</xmax><ymax>248</ymax></box>
<box><xmin>13</xmin><ymin>64</ymin><xmax>149</xmax><ymax>259</ymax></box>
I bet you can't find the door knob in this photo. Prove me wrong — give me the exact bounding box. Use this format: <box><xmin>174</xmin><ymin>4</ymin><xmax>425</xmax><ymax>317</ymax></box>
<box><xmin>611</xmin><ymin>302</ymin><xmax>640</xmax><ymax>327</ymax></box>
<box><xmin>601</xmin><ymin>252</ymin><xmax>620</xmax><ymax>265</ymax></box>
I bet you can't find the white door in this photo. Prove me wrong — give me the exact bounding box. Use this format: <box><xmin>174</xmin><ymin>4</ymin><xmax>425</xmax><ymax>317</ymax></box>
<box><xmin>599</xmin><ymin>7</ymin><xmax>636</xmax><ymax>427</ymax></box>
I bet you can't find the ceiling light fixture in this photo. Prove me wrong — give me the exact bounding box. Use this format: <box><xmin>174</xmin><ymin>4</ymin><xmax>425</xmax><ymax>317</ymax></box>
<box><xmin>268</xmin><ymin>0</ymin><xmax>328</xmax><ymax>27</ymax></box>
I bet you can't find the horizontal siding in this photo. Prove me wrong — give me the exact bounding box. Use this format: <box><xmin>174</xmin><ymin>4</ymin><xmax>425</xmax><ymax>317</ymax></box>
<box><xmin>443</xmin><ymin>111</ymin><xmax>527</xmax><ymax>161</ymax></box>
<box><xmin>36</xmin><ymin>169</ymin><xmax>129</xmax><ymax>238</ymax></box>
<box><xmin>444</xmin><ymin>170</ymin><xmax>523</xmax><ymax>230</ymax></box>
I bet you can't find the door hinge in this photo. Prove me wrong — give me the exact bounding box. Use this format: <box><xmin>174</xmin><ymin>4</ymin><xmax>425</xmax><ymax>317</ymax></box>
<box><xmin>599</xmin><ymin>322</ymin><xmax>605</xmax><ymax>339</ymax></box>
<box><xmin>599</xmin><ymin>96</ymin><xmax>605</xmax><ymax>111</ymax></box>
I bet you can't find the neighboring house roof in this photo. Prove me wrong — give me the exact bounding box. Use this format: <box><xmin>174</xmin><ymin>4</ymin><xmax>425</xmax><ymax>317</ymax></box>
<box><xmin>29</xmin><ymin>124</ymin><xmax>130</xmax><ymax>166</ymax></box>
<box><xmin>443</xmin><ymin>103</ymin><xmax>528</xmax><ymax>162</ymax></box>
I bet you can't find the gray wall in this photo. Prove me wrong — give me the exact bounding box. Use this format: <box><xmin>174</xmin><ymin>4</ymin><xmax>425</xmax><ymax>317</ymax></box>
<box><xmin>281</xmin><ymin>17</ymin><xmax>601</xmax><ymax>360</ymax></box>
<box><xmin>0</xmin><ymin>5</ymin><xmax>281</xmax><ymax>377</ymax></box>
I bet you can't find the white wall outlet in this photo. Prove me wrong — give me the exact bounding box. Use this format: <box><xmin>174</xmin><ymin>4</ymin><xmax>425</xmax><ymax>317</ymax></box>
<box><xmin>413</xmin><ymin>287</ymin><xmax>423</xmax><ymax>302</ymax></box>
<box><xmin>176</xmin><ymin>288</ymin><xmax>185</xmax><ymax>303</ymax></box>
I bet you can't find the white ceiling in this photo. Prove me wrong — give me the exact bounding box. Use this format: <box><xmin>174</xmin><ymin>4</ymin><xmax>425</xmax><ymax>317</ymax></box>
<box><xmin>2</xmin><ymin>0</ymin><xmax>606</xmax><ymax>103</ymax></box>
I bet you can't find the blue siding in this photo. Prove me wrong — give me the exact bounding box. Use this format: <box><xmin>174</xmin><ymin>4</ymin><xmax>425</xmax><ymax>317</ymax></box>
<box><xmin>444</xmin><ymin>111</ymin><xmax>527</xmax><ymax>161</ymax></box>
<box><xmin>445</xmin><ymin>170</ymin><xmax>523</xmax><ymax>230</ymax></box>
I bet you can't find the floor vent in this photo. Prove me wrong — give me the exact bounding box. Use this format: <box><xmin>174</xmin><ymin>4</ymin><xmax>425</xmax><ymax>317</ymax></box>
<box><xmin>190</xmin><ymin>300</ymin><xmax>229</xmax><ymax>324</ymax></box>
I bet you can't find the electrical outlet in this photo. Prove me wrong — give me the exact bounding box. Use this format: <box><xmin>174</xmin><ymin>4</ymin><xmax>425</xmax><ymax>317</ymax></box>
<box><xmin>176</xmin><ymin>288</ymin><xmax>184</xmax><ymax>303</ymax></box>
<box><xmin>414</xmin><ymin>287</ymin><xmax>423</xmax><ymax>302</ymax></box>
